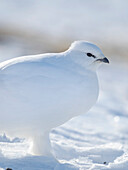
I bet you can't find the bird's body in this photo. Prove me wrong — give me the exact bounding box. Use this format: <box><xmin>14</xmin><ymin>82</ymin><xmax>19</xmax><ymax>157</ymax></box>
<box><xmin>0</xmin><ymin>41</ymin><xmax>109</xmax><ymax>156</ymax></box>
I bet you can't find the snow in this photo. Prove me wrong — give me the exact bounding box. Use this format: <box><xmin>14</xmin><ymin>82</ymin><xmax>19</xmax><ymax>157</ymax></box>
<box><xmin>0</xmin><ymin>63</ymin><xmax>127</xmax><ymax>169</ymax></box>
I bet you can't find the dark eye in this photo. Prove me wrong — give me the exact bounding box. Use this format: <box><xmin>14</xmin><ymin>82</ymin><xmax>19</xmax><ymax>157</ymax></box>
<box><xmin>87</xmin><ymin>53</ymin><xmax>96</xmax><ymax>58</ymax></box>
<box><xmin>87</xmin><ymin>53</ymin><xmax>93</xmax><ymax>57</ymax></box>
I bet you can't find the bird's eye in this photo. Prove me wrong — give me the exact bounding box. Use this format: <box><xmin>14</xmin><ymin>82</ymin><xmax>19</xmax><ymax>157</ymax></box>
<box><xmin>87</xmin><ymin>53</ymin><xmax>92</xmax><ymax>57</ymax></box>
<box><xmin>87</xmin><ymin>53</ymin><xmax>96</xmax><ymax>58</ymax></box>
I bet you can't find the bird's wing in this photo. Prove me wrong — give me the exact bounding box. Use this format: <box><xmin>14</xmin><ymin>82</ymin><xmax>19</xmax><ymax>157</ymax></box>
<box><xmin>0</xmin><ymin>53</ymin><xmax>83</xmax><ymax>103</ymax></box>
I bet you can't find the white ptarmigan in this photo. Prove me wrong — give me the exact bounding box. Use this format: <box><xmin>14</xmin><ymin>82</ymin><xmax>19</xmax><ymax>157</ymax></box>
<box><xmin>0</xmin><ymin>41</ymin><xmax>109</xmax><ymax>157</ymax></box>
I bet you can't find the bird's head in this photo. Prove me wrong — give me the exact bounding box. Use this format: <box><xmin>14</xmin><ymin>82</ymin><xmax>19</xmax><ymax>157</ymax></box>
<box><xmin>68</xmin><ymin>41</ymin><xmax>109</xmax><ymax>70</ymax></box>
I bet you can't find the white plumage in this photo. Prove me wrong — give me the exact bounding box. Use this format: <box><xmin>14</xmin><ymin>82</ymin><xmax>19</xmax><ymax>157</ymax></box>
<box><xmin>0</xmin><ymin>41</ymin><xmax>109</xmax><ymax>156</ymax></box>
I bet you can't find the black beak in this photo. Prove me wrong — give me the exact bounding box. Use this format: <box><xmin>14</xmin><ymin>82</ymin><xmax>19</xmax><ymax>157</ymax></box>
<box><xmin>96</xmin><ymin>57</ymin><xmax>109</xmax><ymax>63</ymax></box>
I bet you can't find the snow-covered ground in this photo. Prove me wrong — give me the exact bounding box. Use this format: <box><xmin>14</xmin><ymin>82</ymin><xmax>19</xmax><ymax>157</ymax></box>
<box><xmin>0</xmin><ymin>62</ymin><xmax>127</xmax><ymax>170</ymax></box>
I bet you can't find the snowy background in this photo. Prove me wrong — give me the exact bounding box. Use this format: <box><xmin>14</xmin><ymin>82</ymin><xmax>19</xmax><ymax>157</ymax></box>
<box><xmin>0</xmin><ymin>0</ymin><xmax>128</xmax><ymax>169</ymax></box>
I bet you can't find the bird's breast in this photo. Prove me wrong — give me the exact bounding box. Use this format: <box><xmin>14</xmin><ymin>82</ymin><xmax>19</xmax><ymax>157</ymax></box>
<box><xmin>0</xmin><ymin>63</ymin><xmax>99</xmax><ymax>130</ymax></box>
